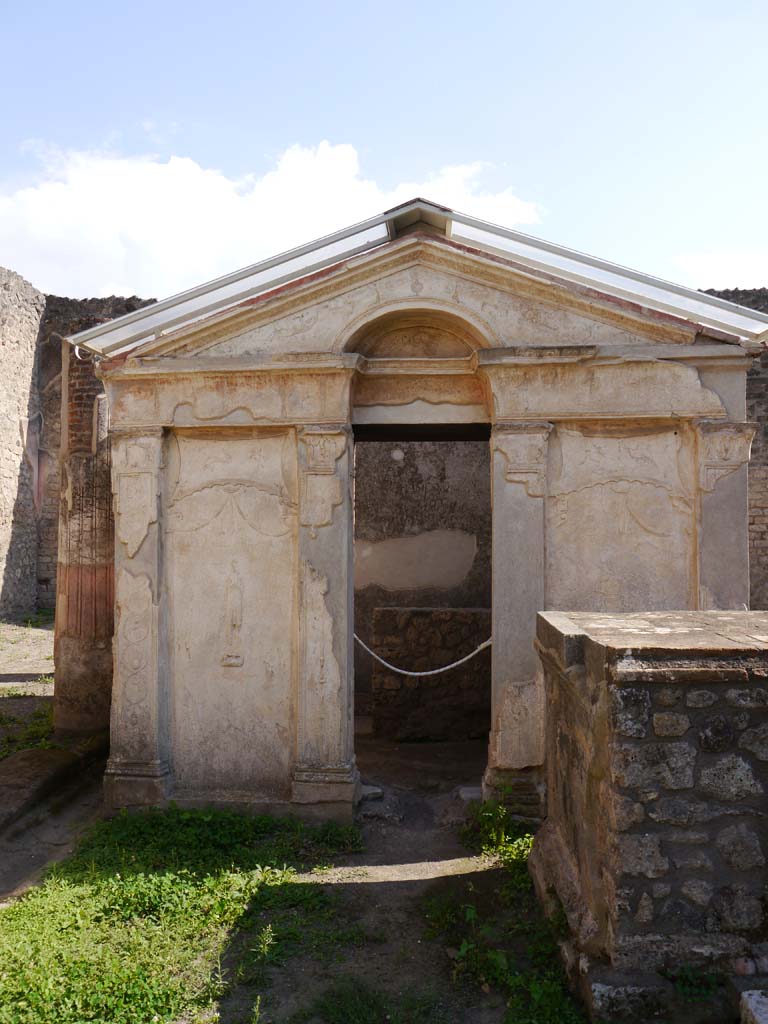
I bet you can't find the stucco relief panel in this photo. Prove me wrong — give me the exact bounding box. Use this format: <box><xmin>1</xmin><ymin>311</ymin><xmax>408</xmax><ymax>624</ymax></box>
<box><xmin>493</xmin><ymin>426</ymin><xmax>551</xmax><ymax>498</ymax></box>
<box><xmin>489</xmin><ymin>362</ymin><xmax>724</xmax><ymax>421</ymax></box>
<box><xmin>113</xmin><ymin>569</ymin><xmax>156</xmax><ymax>762</ymax></box>
<box><xmin>108</xmin><ymin>373</ymin><xmax>351</xmax><ymax>429</ymax></box>
<box><xmin>297</xmin><ymin>561</ymin><xmax>344</xmax><ymax>769</ymax></box>
<box><xmin>697</xmin><ymin>420</ymin><xmax>755</xmax><ymax>492</ymax></box>
<box><xmin>298</xmin><ymin>429</ymin><xmax>347</xmax><ymax>536</ymax></box>
<box><xmin>164</xmin><ymin>431</ymin><xmax>298</xmax><ymax>797</ymax></box>
<box><xmin>112</xmin><ymin>435</ymin><xmax>161</xmax><ymax>558</ymax></box>
<box><xmin>547</xmin><ymin>425</ymin><xmax>696</xmax><ymax>611</ymax></box>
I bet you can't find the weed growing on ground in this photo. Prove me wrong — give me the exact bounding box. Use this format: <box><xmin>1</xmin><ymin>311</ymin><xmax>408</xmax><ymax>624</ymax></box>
<box><xmin>422</xmin><ymin>798</ymin><xmax>586</xmax><ymax>1024</ymax></box>
<box><xmin>0</xmin><ymin>805</ymin><xmax>363</xmax><ymax>1024</ymax></box>
<box><xmin>288</xmin><ymin>978</ymin><xmax>443</xmax><ymax>1024</ymax></box>
<box><xmin>0</xmin><ymin>702</ymin><xmax>54</xmax><ymax>760</ymax></box>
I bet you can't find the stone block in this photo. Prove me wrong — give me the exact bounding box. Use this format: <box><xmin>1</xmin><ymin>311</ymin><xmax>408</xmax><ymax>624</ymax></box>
<box><xmin>699</xmin><ymin>756</ymin><xmax>763</xmax><ymax>801</ymax></box>
<box><xmin>618</xmin><ymin>834</ymin><xmax>669</xmax><ymax>878</ymax></box>
<box><xmin>611</xmin><ymin>687</ymin><xmax>651</xmax><ymax>738</ymax></box>
<box><xmin>612</xmin><ymin>742</ymin><xmax>697</xmax><ymax>790</ymax></box>
<box><xmin>653</xmin><ymin>711</ymin><xmax>690</xmax><ymax>736</ymax></box>
<box><xmin>687</xmin><ymin>689</ymin><xmax>719</xmax><ymax>708</ymax></box>
<box><xmin>716</xmin><ymin>824</ymin><xmax>766</xmax><ymax>871</ymax></box>
<box><xmin>739</xmin><ymin>723</ymin><xmax>768</xmax><ymax>760</ymax></box>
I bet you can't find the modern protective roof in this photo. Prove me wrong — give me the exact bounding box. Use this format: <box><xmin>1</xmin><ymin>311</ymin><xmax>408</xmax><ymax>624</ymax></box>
<box><xmin>67</xmin><ymin>198</ymin><xmax>768</xmax><ymax>356</ymax></box>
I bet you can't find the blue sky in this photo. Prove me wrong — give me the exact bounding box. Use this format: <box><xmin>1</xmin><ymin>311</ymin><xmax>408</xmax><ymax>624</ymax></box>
<box><xmin>1</xmin><ymin>0</ymin><xmax>766</xmax><ymax>297</ymax></box>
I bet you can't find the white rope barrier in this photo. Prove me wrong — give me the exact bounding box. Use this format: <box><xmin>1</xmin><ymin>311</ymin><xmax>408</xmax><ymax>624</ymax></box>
<box><xmin>353</xmin><ymin>633</ymin><xmax>492</xmax><ymax>678</ymax></box>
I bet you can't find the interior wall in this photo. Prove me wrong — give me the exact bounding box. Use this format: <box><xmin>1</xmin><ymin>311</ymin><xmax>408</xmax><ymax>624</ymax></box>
<box><xmin>353</xmin><ymin>439</ymin><xmax>491</xmax><ymax>739</ymax></box>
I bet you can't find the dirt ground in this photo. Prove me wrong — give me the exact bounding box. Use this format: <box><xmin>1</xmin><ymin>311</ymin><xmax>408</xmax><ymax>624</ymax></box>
<box><xmin>219</xmin><ymin>737</ymin><xmax>507</xmax><ymax>1023</ymax></box>
<box><xmin>0</xmin><ymin>620</ymin><xmax>512</xmax><ymax>1024</ymax></box>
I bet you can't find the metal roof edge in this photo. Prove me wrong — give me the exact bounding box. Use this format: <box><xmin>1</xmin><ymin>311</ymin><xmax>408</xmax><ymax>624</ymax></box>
<box><xmin>65</xmin><ymin>198</ymin><xmax>768</xmax><ymax>354</ymax></box>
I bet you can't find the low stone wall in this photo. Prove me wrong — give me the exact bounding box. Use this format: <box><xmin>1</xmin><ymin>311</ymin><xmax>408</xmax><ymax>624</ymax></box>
<box><xmin>531</xmin><ymin>610</ymin><xmax>768</xmax><ymax>1023</ymax></box>
<box><xmin>370</xmin><ymin>607</ymin><xmax>491</xmax><ymax>741</ymax></box>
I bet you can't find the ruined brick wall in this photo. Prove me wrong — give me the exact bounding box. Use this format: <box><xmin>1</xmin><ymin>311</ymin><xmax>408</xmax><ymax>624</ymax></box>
<box><xmin>0</xmin><ymin>269</ymin><xmax>46</xmax><ymax>617</ymax></box>
<box><xmin>707</xmin><ymin>289</ymin><xmax>768</xmax><ymax>609</ymax></box>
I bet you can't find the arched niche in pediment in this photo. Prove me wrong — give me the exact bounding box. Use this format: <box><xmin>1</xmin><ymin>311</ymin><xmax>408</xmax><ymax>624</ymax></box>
<box><xmin>345</xmin><ymin>308</ymin><xmax>492</xmax><ymax>425</ymax></box>
<box><xmin>342</xmin><ymin>306</ymin><xmax>493</xmax><ymax>359</ymax></box>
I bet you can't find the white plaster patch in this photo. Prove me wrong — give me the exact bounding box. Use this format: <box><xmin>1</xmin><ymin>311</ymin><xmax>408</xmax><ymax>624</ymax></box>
<box><xmin>354</xmin><ymin>529</ymin><xmax>476</xmax><ymax>591</ymax></box>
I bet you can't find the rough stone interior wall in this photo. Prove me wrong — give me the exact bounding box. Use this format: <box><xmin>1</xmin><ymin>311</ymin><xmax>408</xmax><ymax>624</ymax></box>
<box><xmin>36</xmin><ymin>325</ymin><xmax>64</xmax><ymax>607</ymax></box>
<box><xmin>353</xmin><ymin>439</ymin><xmax>491</xmax><ymax>727</ymax></box>
<box><xmin>371</xmin><ymin>607</ymin><xmax>491</xmax><ymax>740</ymax></box>
<box><xmin>0</xmin><ymin>269</ymin><xmax>45</xmax><ymax>617</ymax></box>
<box><xmin>707</xmin><ymin>288</ymin><xmax>768</xmax><ymax>609</ymax></box>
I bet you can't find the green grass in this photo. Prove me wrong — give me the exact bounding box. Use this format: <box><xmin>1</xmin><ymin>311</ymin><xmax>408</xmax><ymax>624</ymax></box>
<box><xmin>23</xmin><ymin>608</ymin><xmax>55</xmax><ymax>628</ymax></box>
<box><xmin>0</xmin><ymin>806</ymin><xmax>362</xmax><ymax>1024</ymax></box>
<box><xmin>420</xmin><ymin>798</ymin><xmax>587</xmax><ymax>1024</ymax></box>
<box><xmin>0</xmin><ymin>702</ymin><xmax>54</xmax><ymax>760</ymax></box>
<box><xmin>288</xmin><ymin>979</ymin><xmax>443</xmax><ymax>1024</ymax></box>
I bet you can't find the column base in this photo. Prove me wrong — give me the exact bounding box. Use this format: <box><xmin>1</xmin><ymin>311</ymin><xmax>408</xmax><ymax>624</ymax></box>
<box><xmin>104</xmin><ymin>758</ymin><xmax>171</xmax><ymax>809</ymax></box>
<box><xmin>292</xmin><ymin>762</ymin><xmax>361</xmax><ymax>822</ymax></box>
<box><xmin>482</xmin><ymin>764</ymin><xmax>546</xmax><ymax>821</ymax></box>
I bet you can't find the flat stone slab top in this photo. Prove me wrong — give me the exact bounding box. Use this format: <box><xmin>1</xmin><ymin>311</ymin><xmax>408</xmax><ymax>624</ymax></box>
<box><xmin>538</xmin><ymin>610</ymin><xmax>768</xmax><ymax>658</ymax></box>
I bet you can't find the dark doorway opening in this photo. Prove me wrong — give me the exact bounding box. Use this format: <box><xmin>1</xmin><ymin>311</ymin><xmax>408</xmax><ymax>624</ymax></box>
<box><xmin>352</xmin><ymin>424</ymin><xmax>492</xmax><ymax>792</ymax></box>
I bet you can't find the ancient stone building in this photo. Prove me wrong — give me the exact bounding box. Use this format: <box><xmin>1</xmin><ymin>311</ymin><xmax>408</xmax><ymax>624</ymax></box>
<box><xmin>57</xmin><ymin>199</ymin><xmax>768</xmax><ymax>822</ymax></box>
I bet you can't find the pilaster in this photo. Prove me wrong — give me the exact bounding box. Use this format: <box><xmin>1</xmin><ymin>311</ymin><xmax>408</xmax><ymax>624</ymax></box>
<box><xmin>103</xmin><ymin>428</ymin><xmax>171</xmax><ymax>807</ymax></box>
<box><xmin>696</xmin><ymin>419</ymin><xmax>756</xmax><ymax>610</ymax></box>
<box><xmin>292</xmin><ymin>425</ymin><xmax>360</xmax><ymax>819</ymax></box>
<box><xmin>483</xmin><ymin>421</ymin><xmax>552</xmax><ymax>809</ymax></box>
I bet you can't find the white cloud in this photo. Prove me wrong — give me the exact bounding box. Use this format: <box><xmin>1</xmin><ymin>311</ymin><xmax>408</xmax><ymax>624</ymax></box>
<box><xmin>673</xmin><ymin>249</ymin><xmax>768</xmax><ymax>290</ymax></box>
<box><xmin>0</xmin><ymin>141</ymin><xmax>540</xmax><ymax>298</ymax></box>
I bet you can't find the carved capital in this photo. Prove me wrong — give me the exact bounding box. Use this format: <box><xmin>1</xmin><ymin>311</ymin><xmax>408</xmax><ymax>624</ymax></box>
<box><xmin>112</xmin><ymin>431</ymin><xmax>163</xmax><ymax>558</ymax></box>
<box><xmin>298</xmin><ymin>426</ymin><xmax>350</xmax><ymax>535</ymax></box>
<box><xmin>696</xmin><ymin>420</ymin><xmax>755</xmax><ymax>492</ymax></box>
<box><xmin>492</xmin><ymin>422</ymin><xmax>552</xmax><ymax>498</ymax></box>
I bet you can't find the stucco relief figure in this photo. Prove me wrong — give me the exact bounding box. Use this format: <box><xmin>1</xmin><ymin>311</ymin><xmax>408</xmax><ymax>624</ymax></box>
<box><xmin>220</xmin><ymin>562</ymin><xmax>244</xmax><ymax>668</ymax></box>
